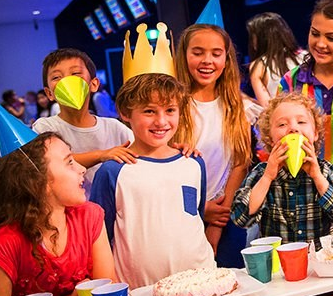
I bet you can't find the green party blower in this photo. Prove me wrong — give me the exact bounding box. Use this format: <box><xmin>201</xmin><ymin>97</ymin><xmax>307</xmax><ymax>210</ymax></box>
<box><xmin>281</xmin><ymin>133</ymin><xmax>308</xmax><ymax>178</ymax></box>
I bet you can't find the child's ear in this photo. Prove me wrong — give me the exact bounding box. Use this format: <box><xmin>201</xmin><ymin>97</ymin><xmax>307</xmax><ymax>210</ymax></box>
<box><xmin>90</xmin><ymin>77</ymin><xmax>100</xmax><ymax>93</ymax></box>
<box><xmin>267</xmin><ymin>135</ymin><xmax>275</xmax><ymax>149</ymax></box>
<box><xmin>314</xmin><ymin>130</ymin><xmax>319</xmax><ymax>142</ymax></box>
<box><xmin>44</xmin><ymin>87</ymin><xmax>55</xmax><ymax>102</ymax></box>
<box><xmin>120</xmin><ymin>112</ymin><xmax>130</xmax><ymax>123</ymax></box>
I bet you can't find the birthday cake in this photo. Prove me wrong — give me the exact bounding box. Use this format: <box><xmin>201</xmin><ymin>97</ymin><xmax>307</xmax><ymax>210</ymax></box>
<box><xmin>152</xmin><ymin>267</ymin><xmax>238</xmax><ymax>296</ymax></box>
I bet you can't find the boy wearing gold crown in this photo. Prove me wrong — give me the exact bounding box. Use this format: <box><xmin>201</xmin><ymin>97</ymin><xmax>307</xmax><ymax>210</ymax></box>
<box><xmin>32</xmin><ymin>48</ymin><xmax>137</xmax><ymax>199</ymax></box>
<box><xmin>231</xmin><ymin>92</ymin><xmax>333</xmax><ymax>245</ymax></box>
<box><xmin>90</xmin><ymin>23</ymin><xmax>215</xmax><ymax>289</ymax></box>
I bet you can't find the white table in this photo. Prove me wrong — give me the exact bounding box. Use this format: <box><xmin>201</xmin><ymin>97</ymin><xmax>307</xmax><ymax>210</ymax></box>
<box><xmin>243</xmin><ymin>267</ymin><xmax>333</xmax><ymax>296</ymax></box>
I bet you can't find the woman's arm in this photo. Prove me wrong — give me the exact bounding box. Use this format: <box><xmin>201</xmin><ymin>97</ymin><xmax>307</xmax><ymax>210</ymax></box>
<box><xmin>92</xmin><ymin>223</ymin><xmax>118</xmax><ymax>282</ymax></box>
<box><xmin>249</xmin><ymin>61</ymin><xmax>271</xmax><ymax>108</ymax></box>
<box><xmin>0</xmin><ymin>268</ymin><xmax>12</xmax><ymax>296</ymax></box>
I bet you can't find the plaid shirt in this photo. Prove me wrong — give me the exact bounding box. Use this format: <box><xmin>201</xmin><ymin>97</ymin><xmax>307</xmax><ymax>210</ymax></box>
<box><xmin>231</xmin><ymin>159</ymin><xmax>333</xmax><ymax>243</ymax></box>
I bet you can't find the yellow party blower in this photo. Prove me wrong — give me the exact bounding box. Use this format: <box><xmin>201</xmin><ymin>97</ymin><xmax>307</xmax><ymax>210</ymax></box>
<box><xmin>281</xmin><ymin>133</ymin><xmax>308</xmax><ymax>178</ymax></box>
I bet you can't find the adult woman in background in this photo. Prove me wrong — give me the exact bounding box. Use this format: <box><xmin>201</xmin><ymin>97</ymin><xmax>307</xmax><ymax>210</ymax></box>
<box><xmin>279</xmin><ymin>0</ymin><xmax>333</xmax><ymax>161</ymax></box>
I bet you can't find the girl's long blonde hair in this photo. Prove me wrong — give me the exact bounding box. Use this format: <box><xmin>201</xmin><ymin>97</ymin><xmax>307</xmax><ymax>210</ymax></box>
<box><xmin>176</xmin><ymin>24</ymin><xmax>251</xmax><ymax>166</ymax></box>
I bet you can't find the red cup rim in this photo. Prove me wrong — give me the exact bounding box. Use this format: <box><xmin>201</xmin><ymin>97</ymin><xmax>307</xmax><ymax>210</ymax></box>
<box><xmin>276</xmin><ymin>242</ymin><xmax>308</xmax><ymax>252</ymax></box>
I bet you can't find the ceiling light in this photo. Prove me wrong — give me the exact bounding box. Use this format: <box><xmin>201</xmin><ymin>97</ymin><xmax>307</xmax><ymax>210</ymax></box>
<box><xmin>32</xmin><ymin>10</ymin><xmax>41</xmax><ymax>15</ymax></box>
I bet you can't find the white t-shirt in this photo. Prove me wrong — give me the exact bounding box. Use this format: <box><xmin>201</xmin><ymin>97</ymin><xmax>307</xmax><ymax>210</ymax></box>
<box><xmin>50</xmin><ymin>103</ymin><xmax>60</xmax><ymax>116</ymax></box>
<box><xmin>264</xmin><ymin>51</ymin><xmax>306</xmax><ymax>98</ymax></box>
<box><xmin>191</xmin><ymin>98</ymin><xmax>232</xmax><ymax>200</ymax></box>
<box><xmin>32</xmin><ymin>115</ymin><xmax>134</xmax><ymax>198</ymax></box>
<box><xmin>243</xmin><ymin>98</ymin><xmax>263</xmax><ymax>125</ymax></box>
<box><xmin>91</xmin><ymin>154</ymin><xmax>216</xmax><ymax>289</ymax></box>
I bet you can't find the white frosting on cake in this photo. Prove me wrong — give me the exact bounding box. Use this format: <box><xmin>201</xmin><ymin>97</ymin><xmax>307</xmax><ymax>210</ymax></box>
<box><xmin>153</xmin><ymin>267</ymin><xmax>237</xmax><ymax>296</ymax></box>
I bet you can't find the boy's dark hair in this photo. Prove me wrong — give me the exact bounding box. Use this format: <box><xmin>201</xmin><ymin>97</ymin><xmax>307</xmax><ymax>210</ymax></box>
<box><xmin>42</xmin><ymin>48</ymin><xmax>96</xmax><ymax>87</ymax></box>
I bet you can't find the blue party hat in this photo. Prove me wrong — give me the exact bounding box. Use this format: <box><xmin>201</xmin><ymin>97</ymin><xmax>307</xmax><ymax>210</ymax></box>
<box><xmin>196</xmin><ymin>0</ymin><xmax>224</xmax><ymax>28</ymax></box>
<box><xmin>0</xmin><ymin>104</ymin><xmax>37</xmax><ymax>157</ymax></box>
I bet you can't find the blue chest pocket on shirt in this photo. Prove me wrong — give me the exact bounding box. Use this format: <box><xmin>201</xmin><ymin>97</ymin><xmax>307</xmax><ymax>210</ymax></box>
<box><xmin>182</xmin><ymin>186</ymin><xmax>198</xmax><ymax>216</ymax></box>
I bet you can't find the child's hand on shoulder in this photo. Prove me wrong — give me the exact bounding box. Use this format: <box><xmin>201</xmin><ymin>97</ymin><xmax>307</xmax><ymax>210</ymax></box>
<box><xmin>101</xmin><ymin>140</ymin><xmax>139</xmax><ymax>164</ymax></box>
<box><xmin>264</xmin><ymin>141</ymin><xmax>288</xmax><ymax>181</ymax></box>
<box><xmin>172</xmin><ymin>142</ymin><xmax>202</xmax><ymax>158</ymax></box>
<box><xmin>301</xmin><ymin>140</ymin><xmax>321</xmax><ymax>179</ymax></box>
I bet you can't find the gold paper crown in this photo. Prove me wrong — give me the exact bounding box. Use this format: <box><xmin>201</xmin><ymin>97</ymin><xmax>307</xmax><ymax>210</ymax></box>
<box><xmin>122</xmin><ymin>22</ymin><xmax>176</xmax><ymax>83</ymax></box>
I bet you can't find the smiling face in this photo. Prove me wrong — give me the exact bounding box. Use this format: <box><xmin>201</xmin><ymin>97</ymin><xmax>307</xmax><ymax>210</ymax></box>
<box><xmin>308</xmin><ymin>13</ymin><xmax>333</xmax><ymax>67</ymax></box>
<box><xmin>121</xmin><ymin>91</ymin><xmax>180</xmax><ymax>157</ymax></box>
<box><xmin>45</xmin><ymin>137</ymin><xmax>87</xmax><ymax>209</ymax></box>
<box><xmin>269</xmin><ymin>102</ymin><xmax>318</xmax><ymax>146</ymax></box>
<box><xmin>186</xmin><ymin>29</ymin><xmax>226</xmax><ymax>90</ymax></box>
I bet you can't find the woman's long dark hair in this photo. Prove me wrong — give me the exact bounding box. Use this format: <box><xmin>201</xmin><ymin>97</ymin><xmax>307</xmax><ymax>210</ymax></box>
<box><xmin>247</xmin><ymin>12</ymin><xmax>301</xmax><ymax>78</ymax></box>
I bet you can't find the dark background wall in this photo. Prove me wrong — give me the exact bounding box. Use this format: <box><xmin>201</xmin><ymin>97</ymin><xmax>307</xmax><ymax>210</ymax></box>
<box><xmin>56</xmin><ymin>0</ymin><xmax>162</xmax><ymax>96</ymax></box>
<box><xmin>55</xmin><ymin>0</ymin><xmax>316</xmax><ymax>96</ymax></box>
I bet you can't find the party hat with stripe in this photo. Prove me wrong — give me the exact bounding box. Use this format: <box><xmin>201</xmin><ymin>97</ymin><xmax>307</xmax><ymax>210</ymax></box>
<box><xmin>0</xmin><ymin>105</ymin><xmax>37</xmax><ymax>157</ymax></box>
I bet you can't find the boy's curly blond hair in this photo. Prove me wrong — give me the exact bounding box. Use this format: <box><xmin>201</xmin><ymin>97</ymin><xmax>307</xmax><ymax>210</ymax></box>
<box><xmin>257</xmin><ymin>92</ymin><xmax>325</xmax><ymax>153</ymax></box>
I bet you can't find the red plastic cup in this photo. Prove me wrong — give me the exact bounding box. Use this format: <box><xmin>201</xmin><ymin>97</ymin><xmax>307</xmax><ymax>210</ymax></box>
<box><xmin>276</xmin><ymin>242</ymin><xmax>309</xmax><ymax>281</ymax></box>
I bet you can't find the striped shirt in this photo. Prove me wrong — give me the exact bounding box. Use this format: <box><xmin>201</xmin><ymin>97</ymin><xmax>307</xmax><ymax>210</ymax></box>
<box><xmin>231</xmin><ymin>160</ymin><xmax>333</xmax><ymax>243</ymax></box>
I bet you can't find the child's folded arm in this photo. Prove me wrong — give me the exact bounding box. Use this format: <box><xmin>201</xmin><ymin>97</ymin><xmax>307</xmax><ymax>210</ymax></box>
<box><xmin>73</xmin><ymin>141</ymin><xmax>139</xmax><ymax>168</ymax></box>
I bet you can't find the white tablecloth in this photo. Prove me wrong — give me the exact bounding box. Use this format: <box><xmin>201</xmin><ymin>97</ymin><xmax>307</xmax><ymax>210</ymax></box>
<box><xmin>246</xmin><ymin>267</ymin><xmax>333</xmax><ymax>296</ymax></box>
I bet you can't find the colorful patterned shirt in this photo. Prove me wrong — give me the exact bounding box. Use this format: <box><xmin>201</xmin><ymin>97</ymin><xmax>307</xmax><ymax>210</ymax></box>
<box><xmin>231</xmin><ymin>160</ymin><xmax>333</xmax><ymax>244</ymax></box>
